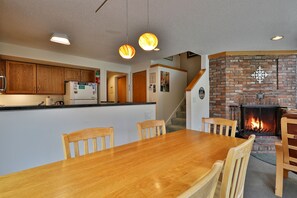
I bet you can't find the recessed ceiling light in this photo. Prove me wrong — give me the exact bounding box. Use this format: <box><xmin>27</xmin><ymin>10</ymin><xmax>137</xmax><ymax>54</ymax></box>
<box><xmin>50</xmin><ymin>33</ymin><xmax>70</xmax><ymax>45</ymax></box>
<box><xmin>153</xmin><ymin>47</ymin><xmax>160</xmax><ymax>51</ymax></box>
<box><xmin>271</xmin><ymin>35</ymin><xmax>284</xmax><ymax>41</ymax></box>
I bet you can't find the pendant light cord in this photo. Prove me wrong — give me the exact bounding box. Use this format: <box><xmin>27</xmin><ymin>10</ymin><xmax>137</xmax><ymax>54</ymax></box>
<box><xmin>147</xmin><ymin>0</ymin><xmax>150</xmax><ymax>31</ymax></box>
<box><xmin>126</xmin><ymin>0</ymin><xmax>129</xmax><ymax>43</ymax></box>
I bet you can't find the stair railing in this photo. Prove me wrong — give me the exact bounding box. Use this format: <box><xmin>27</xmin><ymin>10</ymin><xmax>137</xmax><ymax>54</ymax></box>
<box><xmin>166</xmin><ymin>95</ymin><xmax>186</xmax><ymax>125</ymax></box>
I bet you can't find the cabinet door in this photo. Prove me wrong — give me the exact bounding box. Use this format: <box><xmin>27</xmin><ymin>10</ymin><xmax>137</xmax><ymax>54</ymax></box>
<box><xmin>6</xmin><ymin>61</ymin><xmax>37</xmax><ymax>94</ymax></box>
<box><xmin>65</xmin><ymin>68</ymin><xmax>81</xmax><ymax>81</ymax></box>
<box><xmin>81</xmin><ymin>70</ymin><xmax>95</xmax><ymax>83</ymax></box>
<box><xmin>37</xmin><ymin>65</ymin><xmax>65</xmax><ymax>94</ymax></box>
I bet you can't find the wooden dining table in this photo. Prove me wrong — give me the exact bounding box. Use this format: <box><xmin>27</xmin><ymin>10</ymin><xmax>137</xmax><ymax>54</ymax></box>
<box><xmin>0</xmin><ymin>129</ymin><xmax>246</xmax><ymax>197</ymax></box>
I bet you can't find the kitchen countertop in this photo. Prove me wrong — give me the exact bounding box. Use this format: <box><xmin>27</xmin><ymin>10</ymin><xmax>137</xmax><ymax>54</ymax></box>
<box><xmin>0</xmin><ymin>102</ymin><xmax>156</xmax><ymax>111</ymax></box>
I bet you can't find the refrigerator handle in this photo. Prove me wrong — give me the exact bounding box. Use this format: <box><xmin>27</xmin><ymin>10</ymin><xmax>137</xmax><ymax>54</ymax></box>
<box><xmin>0</xmin><ymin>76</ymin><xmax>6</xmax><ymax>91</ymax></box>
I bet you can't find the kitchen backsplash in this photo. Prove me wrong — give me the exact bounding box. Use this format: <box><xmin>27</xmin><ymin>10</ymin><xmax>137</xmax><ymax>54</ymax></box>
<box><xmin>0</xmin><ymin>95</ymin><xmax>63</xmax><ymax>106</ymax></box>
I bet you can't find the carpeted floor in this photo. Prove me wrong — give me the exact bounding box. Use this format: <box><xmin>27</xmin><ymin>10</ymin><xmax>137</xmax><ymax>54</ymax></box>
<box><xmin>251</xmin><ymin>136</ymin><xmax>280</xmax><ymax>166</ymax></box>
<box><xmin>245</xmin><ymin>156</ymin><xmax>297</xmax><ymax>198</ymax></box>
<box><xmin>245</xmin><ymin>135</ymin><xmax>297</xmax><ymax>197</ymax></box>
<box><xmin>251</xmin><ymin>153</ymin><xmax>276</xmax><ymax>166</ymax></box>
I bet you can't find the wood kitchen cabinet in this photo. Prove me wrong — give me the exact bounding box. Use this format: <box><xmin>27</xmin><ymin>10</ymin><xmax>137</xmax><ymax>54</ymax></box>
<box><xmin>81</xmin><ymin>69</ymin><xmax>95</xmax><ymax>83</ymax></box>
<box><xmin>37</xmin><ymin>65</ymin><xmax>65</xmax><ymax>94</ymax></box>
<box><xmin>64</xmin><ymin>68</ymin><xmax>81</xmax><ymax>81</ymax></box>
<box><xmin>3</xmin><ymin>59</ymin><xmax>95</xmax><ymax>95</ymax></box>
<box><xmin>65</xmin><ymin>68</ymin><xmax>95</xmax><ymax>83</ymax></box>
<box><xmin>6</xmin><ymin>61</ymin><xmax>37</xmax><ymax>94</ymax></box>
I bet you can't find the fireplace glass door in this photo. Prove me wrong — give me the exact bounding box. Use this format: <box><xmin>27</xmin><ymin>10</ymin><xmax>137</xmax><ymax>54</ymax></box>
<box><xmin>241</xmin><ymin>105</ymin><xmax>278</xmax><ymax>135</ymax></box>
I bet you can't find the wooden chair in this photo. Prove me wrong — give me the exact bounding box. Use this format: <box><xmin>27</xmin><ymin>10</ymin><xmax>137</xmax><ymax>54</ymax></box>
<box><xmin>137</xmin><ymin>120</ymin><xmax>166</xmax><ymax>140</ymax></box>
<box><xmin>178</xmin><ymin>160</ymin><xmax>224</xmax><ymax>198</ymax></box>
<box><xmin>62</xmin><ymin>127</ymin><xmax>114</xmax><ymax>159</ymax></box>
<box><xmin>275</xmin><ymin>117</ymin><xmax>297</xmax><ymax>197</ymax></box>
<box><xmin>216</xmin><ymin>134</ymin><xmax>255</xmax><ymax>198</ymax></box>
<box><xmin>202</xmin><ymin>117</ymin><xmax>237</xmax><ymax>137</ymax></box>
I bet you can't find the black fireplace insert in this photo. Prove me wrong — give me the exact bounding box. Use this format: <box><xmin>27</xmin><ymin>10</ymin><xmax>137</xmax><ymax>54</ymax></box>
<box><xmin>240</xmin><ymin>105</ymin><xmax>284</xmax><ymax>136</ymax></box>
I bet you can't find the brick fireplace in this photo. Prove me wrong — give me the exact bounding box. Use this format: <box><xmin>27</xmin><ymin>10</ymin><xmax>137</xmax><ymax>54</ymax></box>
<box><xmin>209</xmin><ymin>52</ymin><xmax>297</xmax><ymax>130</ymax></box>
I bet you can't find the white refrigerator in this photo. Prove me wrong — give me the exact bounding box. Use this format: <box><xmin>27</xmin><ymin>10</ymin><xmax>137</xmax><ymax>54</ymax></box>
<box><xmin>64</xmin><ymin>81</ymin><xmax>98</xmax><ymax>105</ymax></box>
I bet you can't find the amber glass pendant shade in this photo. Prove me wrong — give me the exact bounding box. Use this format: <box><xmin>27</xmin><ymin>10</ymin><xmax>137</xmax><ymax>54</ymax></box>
<box><xmin>119</xmin><ymin>44</ymin><xmax>136</xmax><ymax>59</ymax></box>
<box><xmin>138</xmin><ymin>32</ymin><xmax>158</xmax><ymax>51</ymax></box>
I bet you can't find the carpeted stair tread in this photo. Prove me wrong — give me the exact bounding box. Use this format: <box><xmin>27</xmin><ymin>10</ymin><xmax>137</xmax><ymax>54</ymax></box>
<box><xmin>180</xmin><ymin>104</ymin><xmax>186</xmax><ymax>111</ymax></box>
<box><xmin>166</xmin><ymin>124</ymin><xmax>186</xmax><ymax>133</ymax></box>
<box><xmin>171</xmin><ymin>117</ymin><xmax>186</xmax><ymax>126</ymax></box>
<box><xmin>176</xmin><ymin>111</ymin><xmax>186</xmax><ymax>118</ymax></box>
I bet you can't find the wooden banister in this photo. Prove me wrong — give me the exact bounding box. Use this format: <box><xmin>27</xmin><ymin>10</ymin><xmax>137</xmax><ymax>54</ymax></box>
<box><xmin>185</xmin><ymin>69</ymin><xmax>206</xmax><ymax>91</ymax></box>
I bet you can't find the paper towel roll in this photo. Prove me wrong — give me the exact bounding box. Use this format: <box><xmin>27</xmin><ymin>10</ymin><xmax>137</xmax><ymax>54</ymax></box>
<box><xmin>45</xmin><ymin>97</ymin><xmax>53</xmax><ymax>106</ymax></box>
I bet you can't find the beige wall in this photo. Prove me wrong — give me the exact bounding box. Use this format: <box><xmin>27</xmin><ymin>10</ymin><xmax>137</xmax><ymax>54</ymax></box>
<box><xmin>151</xmin><ymin>55</ymin><xmax>181</xmax><ymax>68</ymax></box>
<box><xmin>180</xmin><ymin>53</ymin><xmax>201</xmax><ymax>84</ymax></box>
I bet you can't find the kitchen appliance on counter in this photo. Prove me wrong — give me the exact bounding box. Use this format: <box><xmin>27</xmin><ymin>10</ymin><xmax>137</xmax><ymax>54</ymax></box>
<box><xmin>64</xmin><ymin>81</ymin><xmax>98</xmax><ymax>105</ymax></box>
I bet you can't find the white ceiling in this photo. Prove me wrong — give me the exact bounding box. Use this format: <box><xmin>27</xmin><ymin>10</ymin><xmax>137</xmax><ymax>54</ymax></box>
<box><xmin>0</xmin><ymin>0</ymin><xmax>296</xmax><ymax>66</ymax></box>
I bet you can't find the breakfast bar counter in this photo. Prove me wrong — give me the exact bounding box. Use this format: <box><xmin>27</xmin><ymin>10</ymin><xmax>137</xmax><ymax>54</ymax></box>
<box><xmin>0</xmin><ymin>102</ymin><xmax>156</xmax><ymax>175</ymax></box>
<box><xmin>0</xmin><ymin>102</ymin><xmax>156</xmax><ymax>111</ymax></box>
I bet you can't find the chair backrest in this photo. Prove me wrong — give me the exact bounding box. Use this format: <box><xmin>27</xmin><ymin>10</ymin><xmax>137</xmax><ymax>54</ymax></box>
<box><xmin>220</xmin><ymin>134</ymin><xmax>255</xmax><ymax>198</ymax></box>
<box><xmin>62</xmin><ymin>127</ymin><xmax>114</xmax><ymax>159</ymax></box>
<box><xmin>137</xmin><ymin>120</ymin><xmax>166</xmax><ymax>140</ymax></box>
<box><xmin>202</xmin><ymin>117</ymin><xmax>237</xmax><ymax>137</ymax></box>
<box><xmin>281</xmin><ymin>117</ymin><xmax>297</xmax><ymax>165</ymax></box>
<box><xmin>178</xmin><ymin>160</ymin><xmax>224</xmax><ymax>198</ymax></box>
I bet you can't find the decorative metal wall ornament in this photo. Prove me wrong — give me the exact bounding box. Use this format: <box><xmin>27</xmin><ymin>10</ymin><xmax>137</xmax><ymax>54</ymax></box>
<box><xmin>251</xmin><ymin>66</ymin><xmax>268</xmax><ymax>83</ymax></box>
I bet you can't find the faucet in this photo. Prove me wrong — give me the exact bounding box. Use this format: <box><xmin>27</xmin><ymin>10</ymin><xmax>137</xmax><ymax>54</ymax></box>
<box><xmin>38</xmin><ymin>101</ymin><xmax>45</xmax><ymax>106</ymax></box>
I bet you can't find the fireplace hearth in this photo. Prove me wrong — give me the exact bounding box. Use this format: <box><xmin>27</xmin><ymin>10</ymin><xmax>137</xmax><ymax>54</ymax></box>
<box><xmin>240</xmin><ymin>105</ymin><xmax>284</xmax><ymax>136</ymax></box>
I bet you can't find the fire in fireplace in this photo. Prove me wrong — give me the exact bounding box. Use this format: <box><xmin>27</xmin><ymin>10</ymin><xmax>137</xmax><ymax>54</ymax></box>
<box><xmin>240</xmin><ymin>105</ymin><xmax>283</xmax><ymax>136</ymax></box>
<box><xmin>250</xmin><ymin>117</ymin><xmax>264</xmax><ymax>130</ymax></box>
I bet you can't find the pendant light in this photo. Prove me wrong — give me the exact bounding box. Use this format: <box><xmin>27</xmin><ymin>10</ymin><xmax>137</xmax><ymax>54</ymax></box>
<box><xmin>119</xmin><ymin>0</ymin><xmax>136</xmax><ymax>59</ymax></box>
<box><xmin>138</xmin><ymin>0</ymin><xmax>158</xmax><ymax>51</ymax></box>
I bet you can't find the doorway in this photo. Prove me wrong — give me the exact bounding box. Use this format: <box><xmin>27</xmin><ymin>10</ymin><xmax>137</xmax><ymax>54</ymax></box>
<box><xmin>107</xmin><ymin>71</ymin><xmax>127</xmax><ymax>103</ymax></box>
<box><xmin>133</xmin><ymin>70</ymin><xmax>146</xmax><ymax>103</ymax></box>
<box><xmin>117</xmin><ymin>75</ymin><xmax>127</xmax><ymax>103</ymax></box>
